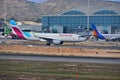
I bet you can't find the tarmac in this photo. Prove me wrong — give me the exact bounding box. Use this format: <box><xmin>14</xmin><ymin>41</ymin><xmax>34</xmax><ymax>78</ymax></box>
<box><xmin>0</xmin><ymin>39</ymin><xmax>120</xmax><ymax>58</ymax></box>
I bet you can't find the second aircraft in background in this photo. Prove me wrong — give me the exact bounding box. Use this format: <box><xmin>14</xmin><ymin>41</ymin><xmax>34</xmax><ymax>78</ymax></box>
<box><xmin>92</xmin><ymin>24</ymin><xmax>120</xmax><ymax>42</ymax></box>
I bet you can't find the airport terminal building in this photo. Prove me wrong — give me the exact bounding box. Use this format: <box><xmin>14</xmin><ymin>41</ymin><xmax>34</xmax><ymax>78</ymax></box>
<box><xmin>41</xmin><ymin>2</ymin><xmax>120</xmax><ymax>34</ymax></box>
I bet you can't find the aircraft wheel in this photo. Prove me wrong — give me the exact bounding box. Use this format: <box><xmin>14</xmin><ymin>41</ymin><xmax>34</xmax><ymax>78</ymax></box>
<box><xmin>46</xmin><ymin>42</ymin><xmax>51</xmax><ymax>45</ymax></box>
<box><xmin>60</xmin><ymin>41</ymin><xmax>64</xmax><ymax>44</ymax></box>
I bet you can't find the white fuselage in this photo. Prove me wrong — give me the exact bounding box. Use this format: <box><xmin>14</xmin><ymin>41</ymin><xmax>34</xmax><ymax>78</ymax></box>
<box><xmin>33</xmin><ymin>33</ymin><xmax>87</xmax><ymax>42</ymax></box>
<box><xmin>102</xmin><ymin>34</ymin><xmax>120</xmax><ymax>40</ymax></box>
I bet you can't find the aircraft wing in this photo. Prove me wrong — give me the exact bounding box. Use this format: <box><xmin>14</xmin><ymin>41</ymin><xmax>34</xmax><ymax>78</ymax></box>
<box><xmin>32</xmin><ymin>32</ymin><xmax>62</xmax><ymax>44</ymax></box>
<box><xmin>110</xmin><ymin>37</ymin><xmax>120</xmax><ymax>41</ymax></box>
<box><xmin>36</xmin><ymin>36</ymin><xmax>56</xmax><ymax>41</ymax></box>
<box><xmin>33</xmin><ymin>33</ymin><xmax>59</xmax><ymax>40</ymax></box>
<box><xmin>79</xmin><ymin>34</ymin><xmax>91</xmax><ymax>37</ymax></box>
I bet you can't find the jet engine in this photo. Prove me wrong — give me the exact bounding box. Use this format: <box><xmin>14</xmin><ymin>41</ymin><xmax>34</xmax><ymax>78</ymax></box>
<box><xmin>52</xmin><ymin>39</ymin><xmax>63</xmax><ymax>45</ymax></box>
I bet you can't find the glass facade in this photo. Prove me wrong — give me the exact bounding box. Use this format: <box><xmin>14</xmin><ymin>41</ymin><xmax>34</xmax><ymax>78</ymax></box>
<box><xmin>62</xmin><ymin>10</ymin><xmax>86</xmax><ymax>15</ymax></box>
<box><xmin>42</xmin><ymin>10</ymin><xmax>120</xmax><ymax>33</ymax></box>
<box><xmin>93</xmin><ymin>10</ymin><xmax>119</xmax><ymax>15</ymax></box>
<box><xmin>90</xmin><ymin>16</ymin><xmax>120</xmax><ymax>27</ymax></box>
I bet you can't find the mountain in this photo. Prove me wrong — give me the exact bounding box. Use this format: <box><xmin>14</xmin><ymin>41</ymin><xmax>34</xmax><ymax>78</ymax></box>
<box><xmin>0</xmin><ymin>0</ymin><xmax>119</xmax><ymax>21</ymax></box>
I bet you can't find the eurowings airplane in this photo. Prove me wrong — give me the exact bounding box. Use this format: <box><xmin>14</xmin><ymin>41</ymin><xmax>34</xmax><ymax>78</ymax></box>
<box><xmin>10</xmin><ymin>20</ymin><xmax>89</xmax><ymax>45</ymax></box>
<box><xmin>92</xmin><ymin>24</ymin><xmax>120</xmax><ymax>41</ymax></box>
<box><xmin>10</xmin><ymin>20</ymin><xmax>40</xmax><ymax>40</ymax></box>
<box><xmin>33</xmin><ymin>32</ymin><xmax>89</xmax><ymax>45</ymax></box>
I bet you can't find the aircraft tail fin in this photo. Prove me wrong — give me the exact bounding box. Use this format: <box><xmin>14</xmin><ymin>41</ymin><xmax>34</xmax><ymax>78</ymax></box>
<box><xmin>91</xmin><ymin>24</ymin><xmax>105</xmax><ymax>39</ymax></box>
<box><xmin>9</xmin><ymin>20</ymin><xmax>25</xmax><ymax>39</ymax></box>
<box><xmin>91</xmin><ymin>24</ymin><xmax>99</xmax><ymax>38</ymax></box>
<box><xmin>3</xmin><ymin>23</ymin><xmax>12</xmax><ymax>34</ymax></box>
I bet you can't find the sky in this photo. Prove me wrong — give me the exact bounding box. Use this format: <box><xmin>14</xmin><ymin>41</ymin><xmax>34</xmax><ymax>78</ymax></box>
<box><xmin>27</xmin><ymin>0</ymin><xmax>120</xmax><ymax>3</ymax></box>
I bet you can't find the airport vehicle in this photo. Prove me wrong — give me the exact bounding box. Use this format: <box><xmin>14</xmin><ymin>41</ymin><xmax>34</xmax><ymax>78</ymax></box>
<box><xmin>10</xmin><ymin>20</ymin><xmax>40</xmax><ymax>40</ymax></box>
<box><xmin>10</xmin><ymin>20</ymin><xmax>89</xmax><ymax>45</ymax></box>
<box><xmin>92</xmin><ymin>24</ymin><xmax>120</xmax><ymax>41</ymax></box>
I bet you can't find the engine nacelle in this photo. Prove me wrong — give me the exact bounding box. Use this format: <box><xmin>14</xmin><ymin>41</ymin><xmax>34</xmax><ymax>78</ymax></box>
<box><xmin>52</xmin><ymin>39</ymin><xmax>63</xmax><ymax>45</ymax></box>
<box><xmin>78</xmin><ymin>36</ymin><xmax>87</xmax><ymax>42</ymax></box>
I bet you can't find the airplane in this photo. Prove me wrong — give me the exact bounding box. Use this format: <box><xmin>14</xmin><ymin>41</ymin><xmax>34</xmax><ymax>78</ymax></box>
<box><xmin>33</xmin><ymin>32</ymin><xmax>89</xmax><ymax>45</ymax></box>
<box><xmin>32</xmin><ymin>28</ymin><xmax>90</xmax><ymax>45</ymax></box>
<box><xmin>9</xmin><ymin>20</ymin><xmax>40</xmax><ymax>40</ymax></box>
<box><xmin>92</xmin><ymin>24</ymin><xmax>120</xmax><ymax>42</ymax></box>
<box><xmin>10</xmin><ymin>20</ymin><xmax>89</xmax><ymax>45</ymax></box>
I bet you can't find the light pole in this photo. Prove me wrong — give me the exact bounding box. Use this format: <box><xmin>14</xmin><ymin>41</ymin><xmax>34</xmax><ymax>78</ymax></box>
<box><xmin>87</xmin><ymin>0</ymin><xmax>90</xmax><ymax>29</ymax></box>
<box><xmin>4</xmin><ymin>0</ymin><xmax>7</xmax><ymax>22</ymax></box>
